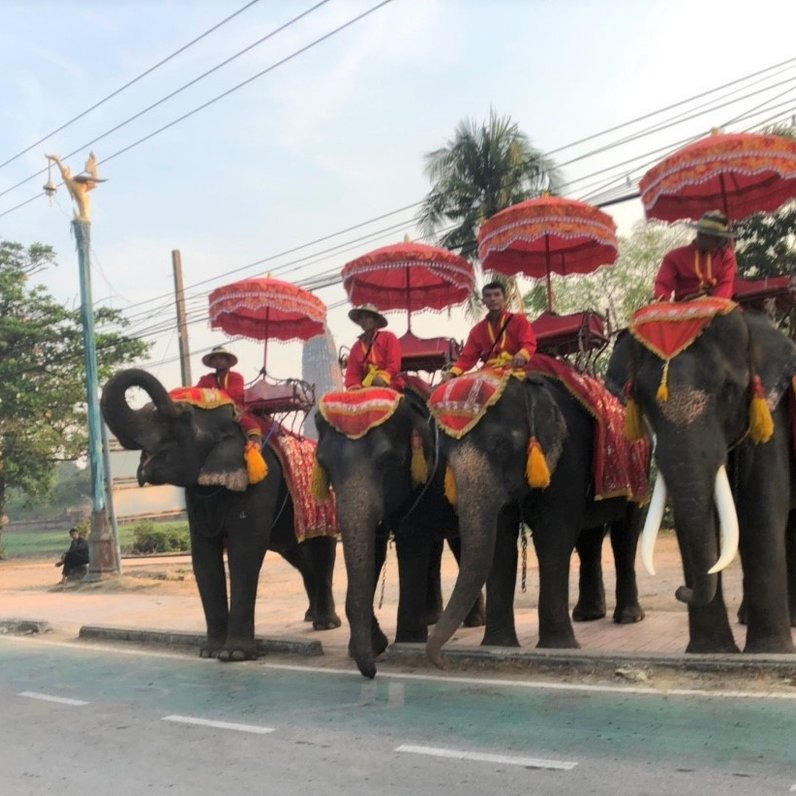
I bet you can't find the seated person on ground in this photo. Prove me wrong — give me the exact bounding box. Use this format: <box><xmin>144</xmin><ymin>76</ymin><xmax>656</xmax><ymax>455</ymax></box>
<box><xmin>55</xmin><ymin>527</ymin><xmax>89</xmax><ymax>583</ymax></box>
<box><xmin>444</xmin><ymin>281</ymin><xmax>537</xmax><ymax>380</ymax></box>
<box><xmin>345</xmin><ymin>304</ymin><xmax>404</xmax><ymax>390</ymax></box>
<box><xmin>653</xmin><ymin>210</ymin><xmax>736</xmax><ymax>302</ymax></box>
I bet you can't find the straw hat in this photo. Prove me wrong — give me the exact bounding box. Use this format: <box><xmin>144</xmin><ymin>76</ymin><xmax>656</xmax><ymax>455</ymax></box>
<box><xmin>691</xmin><ymin>210</ymin><xmax>734</xmax><ymax>239</ymax></box>
<box><xmin>202</xmin><ymin>345</ymin><xmax>238</xmax><ymax>368</ymax></box>
<box><xmin>348</xmin><ymin>304</ymin><xmax>388</xmax><ymax>329</ymax></box>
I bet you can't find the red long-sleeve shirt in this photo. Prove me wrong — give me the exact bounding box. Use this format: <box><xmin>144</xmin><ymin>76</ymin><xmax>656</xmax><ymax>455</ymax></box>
<box><xmin>654</xmin><ymin>242</ymin><xmax>737</xmax><ymax>301</ymax></box>
<box><xmin>345</xmin><ymin>330</ymin><xmax>404</xmax><ymax>389</ymax></box>
<box><xmin>450</xmin><ymin>312</ymin><xmax>537</xmax><ymax>376</ymax></box>
<box><xmin>196</xmin><ymin>370</ymin><xmax>245</xmax><ymax>405</ymax></box>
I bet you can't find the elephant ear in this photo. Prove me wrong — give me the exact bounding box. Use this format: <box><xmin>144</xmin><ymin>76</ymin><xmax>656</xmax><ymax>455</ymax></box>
<box><xmin>525</xmin><ymin>376</ymin><xmax>568</xmax><ymax>477</ymax></box>
<box><xmin>746</xmin><ymin>312</ymin><xmax>796</xmax><ymax>409</ymax></box>
<box><xmin>197</xmin><ymin>433</ymin><xmax>249</xmax><ymax>492</ymax></box>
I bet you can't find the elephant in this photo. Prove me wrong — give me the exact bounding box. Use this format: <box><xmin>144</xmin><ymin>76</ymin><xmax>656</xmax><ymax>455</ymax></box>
<box><xmin>607</xmin><ymin>308</ymin><xmax>796</xmax><ymax>654</ymax></box>
<box><xmin>426</xmin><ymin>374</ymin><xmax>647</xmax><ymax>667</ymax></box>
<box><xmin>101</xmin><ymin>368</ymin><xmax>341</xmax><ymax>662</ymax></box>
<box><xmin>314</xmin><ymin>386</ymin><xmax>485</xmax><ymax>679</ymax></box>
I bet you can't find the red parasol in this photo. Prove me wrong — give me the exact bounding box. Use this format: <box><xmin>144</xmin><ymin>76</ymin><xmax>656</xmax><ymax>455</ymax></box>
<box><xmin>341</xmin><ymin>239</ymin><xmax>475</xmax><ymax>330</ymax></box>
<box><xmin>477</xmin><ymin>195</ymin><xmax>618</xmax><ymax>311</ymax></box>
<box><xmin>208</xmin><ymin>276</ymin><xmax>326</xmax><ymax>371</ymax></box>
<box><xmin>639</xmin><ymin>131</ymin><xmax>796</xmax><ymax>223</ymax></box>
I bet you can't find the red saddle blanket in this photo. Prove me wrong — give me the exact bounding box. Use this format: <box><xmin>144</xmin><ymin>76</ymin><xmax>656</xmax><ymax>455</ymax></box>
<box><xmin>318</xmin><ymin>388</ymin><xmax>403</xmax><ymax>440</ymax></box>
<box><xmin>168</xmin><ymin>386</ymin><xmax>238</xmax><ymax>413</ymax></box>
<box><xmin>253</xmin><ymin>417</ymin><xmax>338</xmax><ymax>543</ymax></box>
<box><xmin>630</xmin><ymin>297</ymin><xmax>737</xmax><ymax>361</ymax></box>
<box><xmin>428</xmin><ymin>368</ymin><xmax>511</xmax><ymax>438</ymax></box>
<box><xmin>528</xmin><ymin>355</ymin><xmax>651</xmax><ymax>503</ymax></box>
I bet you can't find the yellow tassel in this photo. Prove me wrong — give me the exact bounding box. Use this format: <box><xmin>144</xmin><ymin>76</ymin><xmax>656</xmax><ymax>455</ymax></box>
<box><xmin>310</xmin><ymin>459</ymin><xmax>331</xmax><ymax>502</ymax></box>
<box><xmin>244</xmin><ymin>441</ymin><xmax>268</xmax><ymax>484</ymax></box>
<box><xmin>444</xmin><ymin>465</ymin><xmax>458</xmax><ymax>506</ymax></box>
<box><xmin>748</xmin><ymin>374</ymin><xmax>774</xmax><ymax>444</ymax></box>
<box><xmin>656</xmin><ymin>360</ymin><xmax>670</xmax><ymax>403</ymax></box>
<box><xmin>624</xmin><ymin>398</ymin><xmax>645</xmax><ymax>441</ymax></box>
<box><xmin>410</xmin><ymin>431</ymin><xmax>428</xmax><ymax>486</ymax></box>
<box><xmin>526</xmin><ymin>437</ymin><xmax>551</xmax><ymax>489</ymax></box>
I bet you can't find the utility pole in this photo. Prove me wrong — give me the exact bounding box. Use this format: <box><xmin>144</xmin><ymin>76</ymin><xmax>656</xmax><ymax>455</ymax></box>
<box><xmin>172</xmin><ymin>249</ymin><xmax>192</xmax><ymax>386</ymax></box>
<box><xmin>44</xmin><ymin>153</ymin><xmax>118</xmax><ymax>577</ymax></box>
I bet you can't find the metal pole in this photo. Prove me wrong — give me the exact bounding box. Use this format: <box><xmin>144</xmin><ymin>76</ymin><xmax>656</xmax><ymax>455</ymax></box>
<box><xmin>73</xmin><ymin>220</ymin><xmax>117</xmax><ymax>576</ymax></box>
<box><xmin>100</xmin><ymin>420</ymin><xmax>123</xmax><ymax>575</ymax></box>
<box><xmin>172</xmin><ymin>250</ymin><xmax>192</xmax><ymax>385</ymax></box>
<box><xmin>544</xmin><ymin>234</ymin><xmax>554</xmax><ymax>312</ymax></box>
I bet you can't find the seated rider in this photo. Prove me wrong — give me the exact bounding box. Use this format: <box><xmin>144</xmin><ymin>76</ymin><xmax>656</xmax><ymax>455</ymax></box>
<box><xmin>443</xmin><ymin>280</ymin><xmax>537</xmax><ymax>380</ymax></box>
<box><xmin>55</xmin><ymin>527</ymin><xmax>89</xmax><ymax>584</ymax></box>
<box><xmin>197</xmin><ymin>345</ymin><xmax>265</xmax><ymax>454</ymax></box>
<box><xmin>345</xmin><ymin>304</ymin><xmax>405</xmax><ymax>390</ymax></box>
<box><xmin>654</xmin><ymin>210</ymin><xmax>736</xmax><ymax>302</ymax></box>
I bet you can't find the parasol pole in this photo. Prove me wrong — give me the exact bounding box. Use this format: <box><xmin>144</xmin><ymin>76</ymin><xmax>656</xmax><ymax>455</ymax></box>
<box><xmin>262</xmin><ymin>307</ymin><xmax>270</xmax><ymax>374</ymax></box>
<box><xmin>544</xmin><ymin>233</ymin><xmax>554</xmax><ymax>312</ymax></box>
<box><xmin>718</xmin><ymin>173</ymin><xmax>732</xmax><ymax>221</ymax></box>
<box><xmin>405</xmin><ymin>264</ymin><xmax>412</xmax><ymax>332</ymax></box>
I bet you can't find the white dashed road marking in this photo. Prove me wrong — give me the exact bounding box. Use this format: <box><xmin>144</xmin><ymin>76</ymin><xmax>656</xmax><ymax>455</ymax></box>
<box><xmin>395</xmin><ymin>744</ymin><xmax>577</xmax><ymax>770</ymax></box>
<box><xmin>162</xmin><ymin>715</ymin><xmax>275</xmax><ymax>734</ymax></box>
<box><xmin>18</xmin><ymin>691</ymin><xmax>88</xmax><ymax>706</ymax></box>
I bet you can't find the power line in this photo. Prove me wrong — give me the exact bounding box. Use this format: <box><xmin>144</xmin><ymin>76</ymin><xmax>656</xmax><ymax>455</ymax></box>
<box><xmin>0</xmin><ymin>0</ymin><xmax>332</xmax><ymax>201</ymax></box>
<box><xmin>0</xmin><ymin>0</ymin><xmax>264</xmax><ymax>171</ymax></box>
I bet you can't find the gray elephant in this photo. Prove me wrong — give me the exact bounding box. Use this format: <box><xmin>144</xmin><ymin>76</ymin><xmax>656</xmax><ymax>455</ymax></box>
<box><xmin>314</xmin><ymin>386</ymin><xmax>484</xmax><ymax>679</ymax></box>
<box><xmin>101</xmin><ymin>369</ymin><xmax>340</xmax><ymax>662</ymax></box>
<box><xmin>607</xmin><ymin>306</ymin><xmax>796</xmax><ymax>653</ymax></box>
<box><xmin>426</xmin><ymin>371</ymin><xmax>648</xmax><ymax>667</ymax></box>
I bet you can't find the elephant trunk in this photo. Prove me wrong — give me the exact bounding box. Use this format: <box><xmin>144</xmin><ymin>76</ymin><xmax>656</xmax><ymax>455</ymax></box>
<box><xmin>336</xmin><ymin>486</ymin><xmax>382</xmax><ymax>680</ymax></box>
<box><xmin>101</xmin><ymin>368</ymin><xmax>179</xmax><ymax>451</ymax></box>
<box><xmin>427</xmin><ymin>447</ymin><xmax>502</xmax><ymax>668</ymax></box>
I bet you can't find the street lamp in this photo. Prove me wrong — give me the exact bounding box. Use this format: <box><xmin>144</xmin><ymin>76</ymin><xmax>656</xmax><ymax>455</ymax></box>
<box><xmin>45</xmin><ymin>152</ymin><xmax>119</xmax><ymax>578</ymax></box>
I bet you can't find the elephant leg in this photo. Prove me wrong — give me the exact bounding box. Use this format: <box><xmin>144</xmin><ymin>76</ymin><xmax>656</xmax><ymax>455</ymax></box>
<box><xmin>481</xmin><ymin>510</ymin><xmax>519</xmax><ymax>647</ymax></box>
<box><xmin>532</xmin><ymin>519</ymin><xmax>579</xmax><ymax>649</ymax></box>
<box><xmin>423</xmin><ymin>538</ymin><xmax>444</xmax><ymax>627</ymax></box>
<box><xmin>572</xmin><ymin>526</ymin><xmax>607</xmax><ymax>622</ymax></box>
<box><xmin>218</xmin><ymin>524</ymin><xmax>269</xmax><ymax>662</ymax></box>
<box><xmin>394</xmin><ymin>535</ymin><xmax>433</xmax><ymax>643</ymax></box>
<box><xmin>190</xmin><ymin>532</ymin><xmax>228</xmax><ymax>658</ymax></box>
<box><xmin>787</xmin><ymin>510</ymin><xmax>796</xmax><ymax>627</ymax></box>
<box><xmin>280</xmin><ymin>537</ymin><xmax>341</xmax><ymax>631</ymax></box>
<box><xmin>685</xmin><ymin>578</ymin><xmax>740</xmax><ymax>653</ymax></box>
<box><xmin>446</xmin><ymin>536</ymin><xmax>485</xmax><ymax>627</ymax></box>
<box><xmin>610</xmin><ymin>509</ymin><xmax>645</xmax><ymax>624</ymax></box>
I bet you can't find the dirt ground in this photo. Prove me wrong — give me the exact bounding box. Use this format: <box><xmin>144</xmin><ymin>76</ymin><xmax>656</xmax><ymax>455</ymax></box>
<box><xmin>2</xmin><ymin>532</ymin><xmax>794</xmax><ymax>693</ymax></box>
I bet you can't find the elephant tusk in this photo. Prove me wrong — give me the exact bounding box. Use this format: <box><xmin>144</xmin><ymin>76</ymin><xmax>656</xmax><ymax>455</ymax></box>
<box><xmin>640</xmin><ymin>471</ymin><xmax>667</xmax><ymax>576</ymax></box>
<box><xmin>707</xmin><ymin>465</ymin><xmax>739</xmax><ymax>575</ymax></box>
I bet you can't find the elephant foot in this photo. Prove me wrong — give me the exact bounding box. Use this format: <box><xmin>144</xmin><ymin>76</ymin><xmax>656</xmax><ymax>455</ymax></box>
<box><xmin>743</xmin><ymin>636</ymin><xmax>795</xmax><ymax>654</ymax></box>
<box><xmin>463</xmin><ymin>595</ymin><xmax>486</xmax><ymax>628</ymax></box>
<box><xmin>572</xmin><ymin>601</ymin><xmax>607</xmax><ymax>622</ymax></box>
<box><xmin>737</xmin><ymin>599</ymin><xmax>748</xmax><ymax>626</ymax></box>
<box><xmin>303</xmin><ymin>608</ymin><xmax>313</xmax><ymax>623</ymax></box>
<box><xmin>613</xmin><ymin>603</ymin><xmax>645</xmax><ymax>624</ymax></box>
<box><xmin>216</xmin><ymin>637</ymin><xmax>258</xmax><ymax>663</ymax></box>
<box><xmin>481</xmin><ymin>630</ymin><xmax>520</xmax><ymax>647</ymax></box>
<box><xmin>395</xmin><ymin>626</ymin><xmax>429</xmax><ymax>644</ymax></box>
<box><xmin>372</xmin><ymin>625</ymin><xmax>389</xmax><ymax>657</ymax></box>
<box><xmin>685</xmin><ymin>638</ymin><xmax>740</xmax><ymax>654</ymax></box>
<box><xmin>199</xmin><ymin>636</ymin><xmax>226</xmax><ymax>658</ymax></box>
<box><xmin>312</xmin><ymin>612</ymin><xmax>342</xmax><ymax>631</ymax></box>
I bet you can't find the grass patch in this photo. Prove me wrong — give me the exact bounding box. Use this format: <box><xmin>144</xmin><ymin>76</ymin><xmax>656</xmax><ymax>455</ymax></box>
<box><xmin>1</xmin><ymin>522</ymin><xmax>188</xmax><ymax>560</ymax></box>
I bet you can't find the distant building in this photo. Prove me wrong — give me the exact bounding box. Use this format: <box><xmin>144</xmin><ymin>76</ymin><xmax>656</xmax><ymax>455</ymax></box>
<box><xmin>301</xmin><ymin>326</ymin><xmax>343</xmax><ymax>440</ymax></box>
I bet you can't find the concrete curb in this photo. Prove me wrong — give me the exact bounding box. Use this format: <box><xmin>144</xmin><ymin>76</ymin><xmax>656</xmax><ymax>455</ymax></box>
<box><xmin>386</xmin><ymin>643</ymin><xmax>796</xmax><ymax>675</ymax></box>
<box><xmin>78</xmin><ymin>625</ymin><xmax>323</xmax><ymax>657</ymax></box>
<box><xmin>0</xmin><ymin>619</ymin><xmax>52</xmax><ymax>635</ymax></box>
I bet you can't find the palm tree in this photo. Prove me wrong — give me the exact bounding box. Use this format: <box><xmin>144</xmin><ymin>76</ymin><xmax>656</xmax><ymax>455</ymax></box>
<box><xmin>418</xmin><ymin>109</ymin><xmax>560</xmax><ymax>261</ymax></box>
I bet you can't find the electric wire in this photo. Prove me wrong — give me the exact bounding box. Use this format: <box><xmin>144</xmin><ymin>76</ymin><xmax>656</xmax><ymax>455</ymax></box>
<box><xmin>0</xmin><ymin>0</ymin><xmax>265</xmax><ymax>171</ymax></box>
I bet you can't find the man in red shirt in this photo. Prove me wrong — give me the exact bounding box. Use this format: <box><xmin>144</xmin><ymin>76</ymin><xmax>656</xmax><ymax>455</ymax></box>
<box><xmin>345</xmin><ymin>304</ymin><xmax>404</xmax><ymax>390</ymax></box>
<box><xmin>445</xmin><ymin>281</ymin><xmax>537</xmax><ymax>379</ymax></box>
<box><xmin>654</xmin><ymin>210</ymin><xmax>737</xmax><ymax>302</ymax></box>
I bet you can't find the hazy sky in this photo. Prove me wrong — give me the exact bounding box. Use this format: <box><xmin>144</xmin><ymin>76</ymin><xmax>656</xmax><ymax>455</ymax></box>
<box><xmin>2</xmin><ymin>0</ymin><xmax>794</xmax><ymax>386</ymax></box>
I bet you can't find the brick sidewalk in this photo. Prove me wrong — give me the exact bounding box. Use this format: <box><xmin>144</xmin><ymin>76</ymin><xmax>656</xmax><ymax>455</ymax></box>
<box><xmin>0</xmin><ymin>535</ymin><xmax>792</xmax><ymax>660</ymax></box>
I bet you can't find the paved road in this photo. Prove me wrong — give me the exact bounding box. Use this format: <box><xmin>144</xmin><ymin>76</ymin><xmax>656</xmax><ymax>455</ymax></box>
<box><xmin>1</xmin><ymin>636</ymin><xmax>794</xmax><ymax>795</ymax></box>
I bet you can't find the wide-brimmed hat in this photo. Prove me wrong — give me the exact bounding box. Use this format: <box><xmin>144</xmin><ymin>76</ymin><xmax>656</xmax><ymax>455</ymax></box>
<box><xmin>348</xmin><ymin>304</ymin><xmax>388</xmax><ymax>329</ymax></box>
<box><xmin>691</xmin><ymin>210</ymin><xmax>734</xmax><ymax>239</ymax></box>
<box><xmin>202</xmin><ymin>345</ymin><xmax>238</xmax><ymax>368</ymax></box>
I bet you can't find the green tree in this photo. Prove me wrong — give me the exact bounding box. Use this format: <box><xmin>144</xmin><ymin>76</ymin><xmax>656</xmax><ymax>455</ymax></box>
<box><xmin>734</xmin><ymin>124</ymin><xmax>796</xmax><ymax>280</ymax></box>
<box><xmin>0</xmin><ymin>241</ymin><xmax>148</xmax><ymax>555</ymax></box>
<box><xmin>418</xmin><ymin>109</ymin><xmax>561</xmax><ymax>261</ymax></box>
